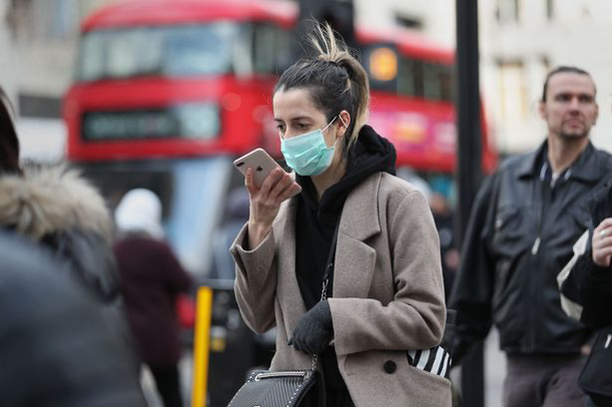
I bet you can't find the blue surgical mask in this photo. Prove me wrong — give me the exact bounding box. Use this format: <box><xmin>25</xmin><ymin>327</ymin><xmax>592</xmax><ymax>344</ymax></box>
<box><xmin>280</xmin><ymin>117</ymin><xmax>338</xmax><ymax>176</ymax></box>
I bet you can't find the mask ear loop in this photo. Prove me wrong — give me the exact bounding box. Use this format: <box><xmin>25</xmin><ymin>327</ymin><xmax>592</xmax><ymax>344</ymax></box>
<box><xmin>322</xmin><ymin>116</ymin><xmax>342</xmax><ymax>149</ymax></box>
<box><xmin>327</xmin><ymin>115</ymin><xmax>349</xmax><ymax>149</ymax></box>
<box><xmin>321</xmin><ymin>116</ymin><xmax>338</xmax><ymax>133</ymax></box>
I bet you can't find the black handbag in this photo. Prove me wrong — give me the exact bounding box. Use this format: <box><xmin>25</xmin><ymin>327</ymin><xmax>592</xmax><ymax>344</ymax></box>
<box><xmin>579</xmin><ymin>326</ymin><xmax>612</xmax><ymax>405</ymax></box>
<box><xmin>227</xmin><ymin>222</ymin><xmax>341</xmax><ymax>407</ymax></box>
<box><xmin>227</xmin><ymin>367</ymin><xmax>319</xmax><ymax>407</ymax></box>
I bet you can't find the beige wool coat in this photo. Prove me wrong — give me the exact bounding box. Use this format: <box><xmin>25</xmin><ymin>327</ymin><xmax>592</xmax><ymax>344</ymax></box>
<box><xmin>230</xmin><ymin>171</ymin><xmax>451</xmax><ymax>407</ymax></box>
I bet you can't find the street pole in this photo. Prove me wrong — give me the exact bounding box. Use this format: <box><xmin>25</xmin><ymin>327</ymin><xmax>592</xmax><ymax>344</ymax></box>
<box><xmin>455</xmin><ymin>1</ymin><xmax>484</xmax><ymax>406</ymax></box>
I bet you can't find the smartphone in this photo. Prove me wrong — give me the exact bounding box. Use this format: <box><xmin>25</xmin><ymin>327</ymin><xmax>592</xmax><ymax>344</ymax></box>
<box><xmin>233</xmin><ymin>148</ymin><xmax>285</xmax><ymax>188</ymax></box>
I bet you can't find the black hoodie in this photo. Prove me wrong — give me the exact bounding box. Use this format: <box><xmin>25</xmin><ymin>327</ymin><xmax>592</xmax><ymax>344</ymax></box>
<box><xmin>294</xmin><ymin>125</ymin><xmax>396</xmax><ymax>310</ymax></box>
<box><xmin>293</xmin><ymin>125</ymin><xmax>396</xmax><ymax>400</ymax></box>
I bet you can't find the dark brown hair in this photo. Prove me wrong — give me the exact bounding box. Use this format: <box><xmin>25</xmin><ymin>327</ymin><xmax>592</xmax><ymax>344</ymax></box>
<box><xmin>0</xmin><ymin>87</ymin><xmax>20</xmax><ymax>174</ymax></box>
<box><xmin>273</xmin><ymin>22</ymin><xmax>369</xmax><ymax>154</ymax></box>
<box><xmin>541</xmin><ymin>66</ymin><xmax>595</xmax><ymax>102</ymax></box>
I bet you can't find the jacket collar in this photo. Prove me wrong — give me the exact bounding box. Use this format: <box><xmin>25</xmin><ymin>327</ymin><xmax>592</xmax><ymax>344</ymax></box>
<box><xmin>516</xmin><ymin>139</ymin><xmax>601</xmax><ymax>183</ymax></box>
<box><xmin>288</xmin><ymin>171</ymin><xmax>382</xmax><ymax>241</ymax></box>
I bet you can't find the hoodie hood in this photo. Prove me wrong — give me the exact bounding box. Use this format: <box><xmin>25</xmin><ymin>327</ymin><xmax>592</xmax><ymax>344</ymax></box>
<box><xmin>0</xmin><ymin>165</ymin><xmax>113</xmax><ymax>244</ymax></box>
<box><xmin>297</xmin><ymin>124</ymin><xmax>397</xmax><ymax>222</ymax></box>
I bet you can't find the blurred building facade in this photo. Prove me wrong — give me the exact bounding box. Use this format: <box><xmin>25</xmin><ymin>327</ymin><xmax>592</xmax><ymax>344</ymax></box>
<box><xmin>480</xmin><ymin>0</ymin><xmax>612</xmax><ymax>154</ymax></box>
<box><xmin>2</xmin><ymin>0</ymin><xmax>111</xmax><ymax>112</ymax></box>
<box><xmin>0</xmin><ymin>0</ymin><xmax>114</xmax><ymax>160</ymax></box>
<box><xmin>356</xmin><ymin>0</ymin><xmax>455</xmax><ymax>48</ymax></box>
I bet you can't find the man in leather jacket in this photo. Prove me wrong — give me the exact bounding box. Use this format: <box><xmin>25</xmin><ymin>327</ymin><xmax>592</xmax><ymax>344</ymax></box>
<box><xmin>450</xmin><ymin>66</ymin><xmax>612</xmax><ymax>407</ymax></box>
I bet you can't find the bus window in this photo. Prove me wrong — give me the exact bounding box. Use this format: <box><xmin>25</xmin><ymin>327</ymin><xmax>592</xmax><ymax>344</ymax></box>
<box><xmin>77</xmin><ymin>23</ymin><xmax>242</xmax><ymax>82</ymax></box>
<box><xmin>398</xmin><ymin>57</ymin><xmax>424</xmax><ymax>98</ymax></box>
<box><xmin>252</xmin><ymin>23</ymin><xmax>292</xmax><ymax>75</ymax></box>
<box><xmin>423</xmin><ymin>62</ymin><xmax>442</xmax><ymax>101</ymax></box>
<box><xmin>82</xmin><ymin>103</ymin><xmax>220</xmax><ymax>141</ymax></box>
<box><xmin>440</xmin><ymin>64</ymin><xmax>455</xmax><ymax>102</ymax></box>
<box><xmin>397</xmin><ymin>56</ymin><xmax>415</xmax><ymax>97</ymax></box>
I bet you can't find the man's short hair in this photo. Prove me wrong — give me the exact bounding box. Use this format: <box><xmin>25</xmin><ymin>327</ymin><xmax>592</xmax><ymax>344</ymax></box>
<box><xmin>541</xmin><ymin>66</ymin><xmax>595</xmax><ymax>102</ymax></box>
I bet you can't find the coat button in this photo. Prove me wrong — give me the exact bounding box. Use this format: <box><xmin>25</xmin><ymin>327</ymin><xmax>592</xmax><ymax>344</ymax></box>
<box><xmin>383</xmin><ymin>360</ymin><xmax>397</xmax><ymax>374</ymax></box>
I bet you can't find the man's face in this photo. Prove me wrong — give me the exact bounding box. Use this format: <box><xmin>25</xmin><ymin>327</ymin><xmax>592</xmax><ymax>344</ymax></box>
<box><xmin>539</xmin><ymin>72</ymin><xmax>598</xmax><ymax>141</ymax></box>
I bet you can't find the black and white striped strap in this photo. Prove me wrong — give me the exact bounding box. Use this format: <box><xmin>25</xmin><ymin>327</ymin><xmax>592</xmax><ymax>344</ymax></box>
<box><xmin>407</xmin><ymin>346</ymin><xmax>452</xmax><ymax>379</ymax></box>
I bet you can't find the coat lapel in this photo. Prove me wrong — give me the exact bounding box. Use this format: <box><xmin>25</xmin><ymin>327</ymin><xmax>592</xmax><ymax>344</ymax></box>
<box><xmin>276</xmin><ymin>173</ymin><xmax>382</xmax><ymax>332</ymax></box>
<box><xmin>333</xmin><ymin>173</ymin><xmax>382</xmax><ymax>299</ymax></box>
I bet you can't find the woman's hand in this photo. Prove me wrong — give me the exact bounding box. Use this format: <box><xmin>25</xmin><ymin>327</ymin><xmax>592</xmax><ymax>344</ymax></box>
<box><xmin>288</xmin><ymin>301</ymin><xmax>333</xmax><ymax>355</ymax></box>
<box><xmin>246</xmin><ymin>167</ymin><xmax>301</xmax><ymax>249</ymax></box>
<box><xmin>592</xmin><ymin>218</ymin><xmax>612</xmax><ymax>267</ymax></box>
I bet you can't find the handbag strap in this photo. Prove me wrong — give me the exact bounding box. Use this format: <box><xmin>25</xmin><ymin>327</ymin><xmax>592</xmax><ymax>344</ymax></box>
<box><xmin>320</xmin><ymin>218</ymin><xmax>341</xmax><ymax>302</ymax></box>
<box><xmin>311</xmin><ymin>218</ymin><xmax>341</xmax><ymax>370</ymax></box>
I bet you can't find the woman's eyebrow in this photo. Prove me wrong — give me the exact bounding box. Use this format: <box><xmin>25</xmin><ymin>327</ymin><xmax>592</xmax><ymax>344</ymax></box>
<box><xmin>274</xmin><ymin>116</ymin><xmax>311</xmax><ymax>122</ymax></box>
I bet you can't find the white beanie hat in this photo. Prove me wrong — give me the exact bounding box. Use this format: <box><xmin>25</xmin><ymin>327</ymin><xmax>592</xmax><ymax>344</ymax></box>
<box><xmin>115</xmin><ymin>188</ymin><xmax>164</xmax><ymax>239</ymax></box>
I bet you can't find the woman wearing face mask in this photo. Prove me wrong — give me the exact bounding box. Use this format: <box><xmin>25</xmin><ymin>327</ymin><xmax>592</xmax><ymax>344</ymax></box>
<box><xmin>230</xmin><ymin>24</ymin><xmax>450</xmax><ymax>407</ymax></box>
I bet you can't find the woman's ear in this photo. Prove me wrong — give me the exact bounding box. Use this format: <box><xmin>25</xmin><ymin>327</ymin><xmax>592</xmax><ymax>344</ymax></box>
<box><xmin>338</xmin><ymin>110</ymin><xmax>351</xmax><ymax>137</ymax></box>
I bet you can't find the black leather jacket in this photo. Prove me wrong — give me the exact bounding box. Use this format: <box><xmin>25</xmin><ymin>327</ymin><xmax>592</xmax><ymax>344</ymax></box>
<box><xmin>451</xmin><ymin>141</ymin><xmax>612</xmax><ymax>363</ymax></box>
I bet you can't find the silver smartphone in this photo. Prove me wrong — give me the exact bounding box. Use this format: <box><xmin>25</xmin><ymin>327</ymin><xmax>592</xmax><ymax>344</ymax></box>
<box><xmin>233</xmin><ymin>148</ymin><xmax>285</xmax><ymax>188</ymax></box>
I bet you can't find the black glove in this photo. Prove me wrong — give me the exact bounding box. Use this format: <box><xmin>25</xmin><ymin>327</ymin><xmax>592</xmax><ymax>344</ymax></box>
<box><xmin>288</xmin><ymin>301</ymin><xmax>333</xmax><ymax>355</ymax></box>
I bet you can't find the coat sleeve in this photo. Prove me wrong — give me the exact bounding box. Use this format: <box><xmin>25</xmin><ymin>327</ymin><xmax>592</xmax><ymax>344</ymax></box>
<box><xmin>448</xmin><ymin>173</ymin><xmax>498</xmax><ymax>365</ymax></box>
<box><xmin>329</xmin><ymin>190</ymin><xmax>446</xmax><ymax>356</ymax></box>
<box><xmin>229</xmin><ymin>223</ymin><xmax>278</xmax><ymax>334</ymax></box>
<box><xmin>560</xmin><ymin>182</ymin><xmax>612</xmax><ymax>328</ymax></box>
<box><xmin>578</xmin><ymin>182</ymin><xmax>612</xmax><ymax>328</ymax></box>
<box><xmin>570</xmin><ymin>229</ymin><xmax>612</xmax><ymax>328</ymax></box>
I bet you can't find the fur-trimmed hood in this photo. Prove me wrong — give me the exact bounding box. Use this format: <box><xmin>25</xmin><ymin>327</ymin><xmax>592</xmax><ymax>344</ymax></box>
<box><xmin>0</xmin><ymin>165</ymin><xmax>113</xmax><ymax>244</ymax></box>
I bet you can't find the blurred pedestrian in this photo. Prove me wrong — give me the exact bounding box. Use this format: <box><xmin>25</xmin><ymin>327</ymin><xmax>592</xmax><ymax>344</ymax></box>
<box><xmin>450</xmin><ymin>66</ymin><xmax>612</xmax><ymax>407</ymax></box>
<box><xmin>0</xmin><ymin>86</ymin><xmax>147</xmax><ymax>406</ymax></box>
<box><xmin>231</xmin><ymin>23</ymin><xmax>449</xmax><ymax>407</ymax></box>
<box><xmin>114</xmin><ymin>188</ymin><xmax>193</xmax><ymax>407</ymax></box>
<box><xmin>0</xmin><ymin>85</ymin><xmax>135</xmax><ymax>350</ymax></box>
<box><xmin>429</xmin><ymin>175</ymin><xmax>459</xmax><ymax>300</ymax></box>
<box><xmin>0</xmin><ymin>98</ymin><xmax>133</xmax><ymax>354</ymax></box>
<box><xmin>210</xmin><ymin>186</ymin><xmax>250</xmax><ymax>280</ymax></box>
<box><xmin>558</xmin><ymin>176</ymin><xmax>612</xmax><ymax>407</ymax></box>
<box><xmin>0</xmin><ymin>230</ymin><xmax>148</xmax><ymax>407</ymax></box>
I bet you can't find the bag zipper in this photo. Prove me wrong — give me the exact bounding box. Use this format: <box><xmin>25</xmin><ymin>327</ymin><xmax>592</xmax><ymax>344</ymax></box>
<box><xmin>254</xmin><ymin>371</ymin><xmax>312</xmax><ymax>381</ymax></box>
<box><xmin>605</xmin><ymin>334</ymin><xmax>612</xmax><ymax>349</ymax></box>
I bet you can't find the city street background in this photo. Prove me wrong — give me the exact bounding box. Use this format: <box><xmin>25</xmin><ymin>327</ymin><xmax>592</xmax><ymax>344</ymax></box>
<box><xmin>1</xmin><ymin>1</ymin><xmax>607</xmax><ymax>406</ymax></box>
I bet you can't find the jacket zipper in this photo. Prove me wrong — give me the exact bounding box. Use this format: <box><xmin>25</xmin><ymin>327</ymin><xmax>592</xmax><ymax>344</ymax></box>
<box><xmin>532</xmin><ymin>192</ymin><xmax>543</xmax><ymax>255</ymax></box>
<box><xmin>528</xmin><ymin>182</ymin><xmax>546</xmax><ymax>352</ymax></box>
